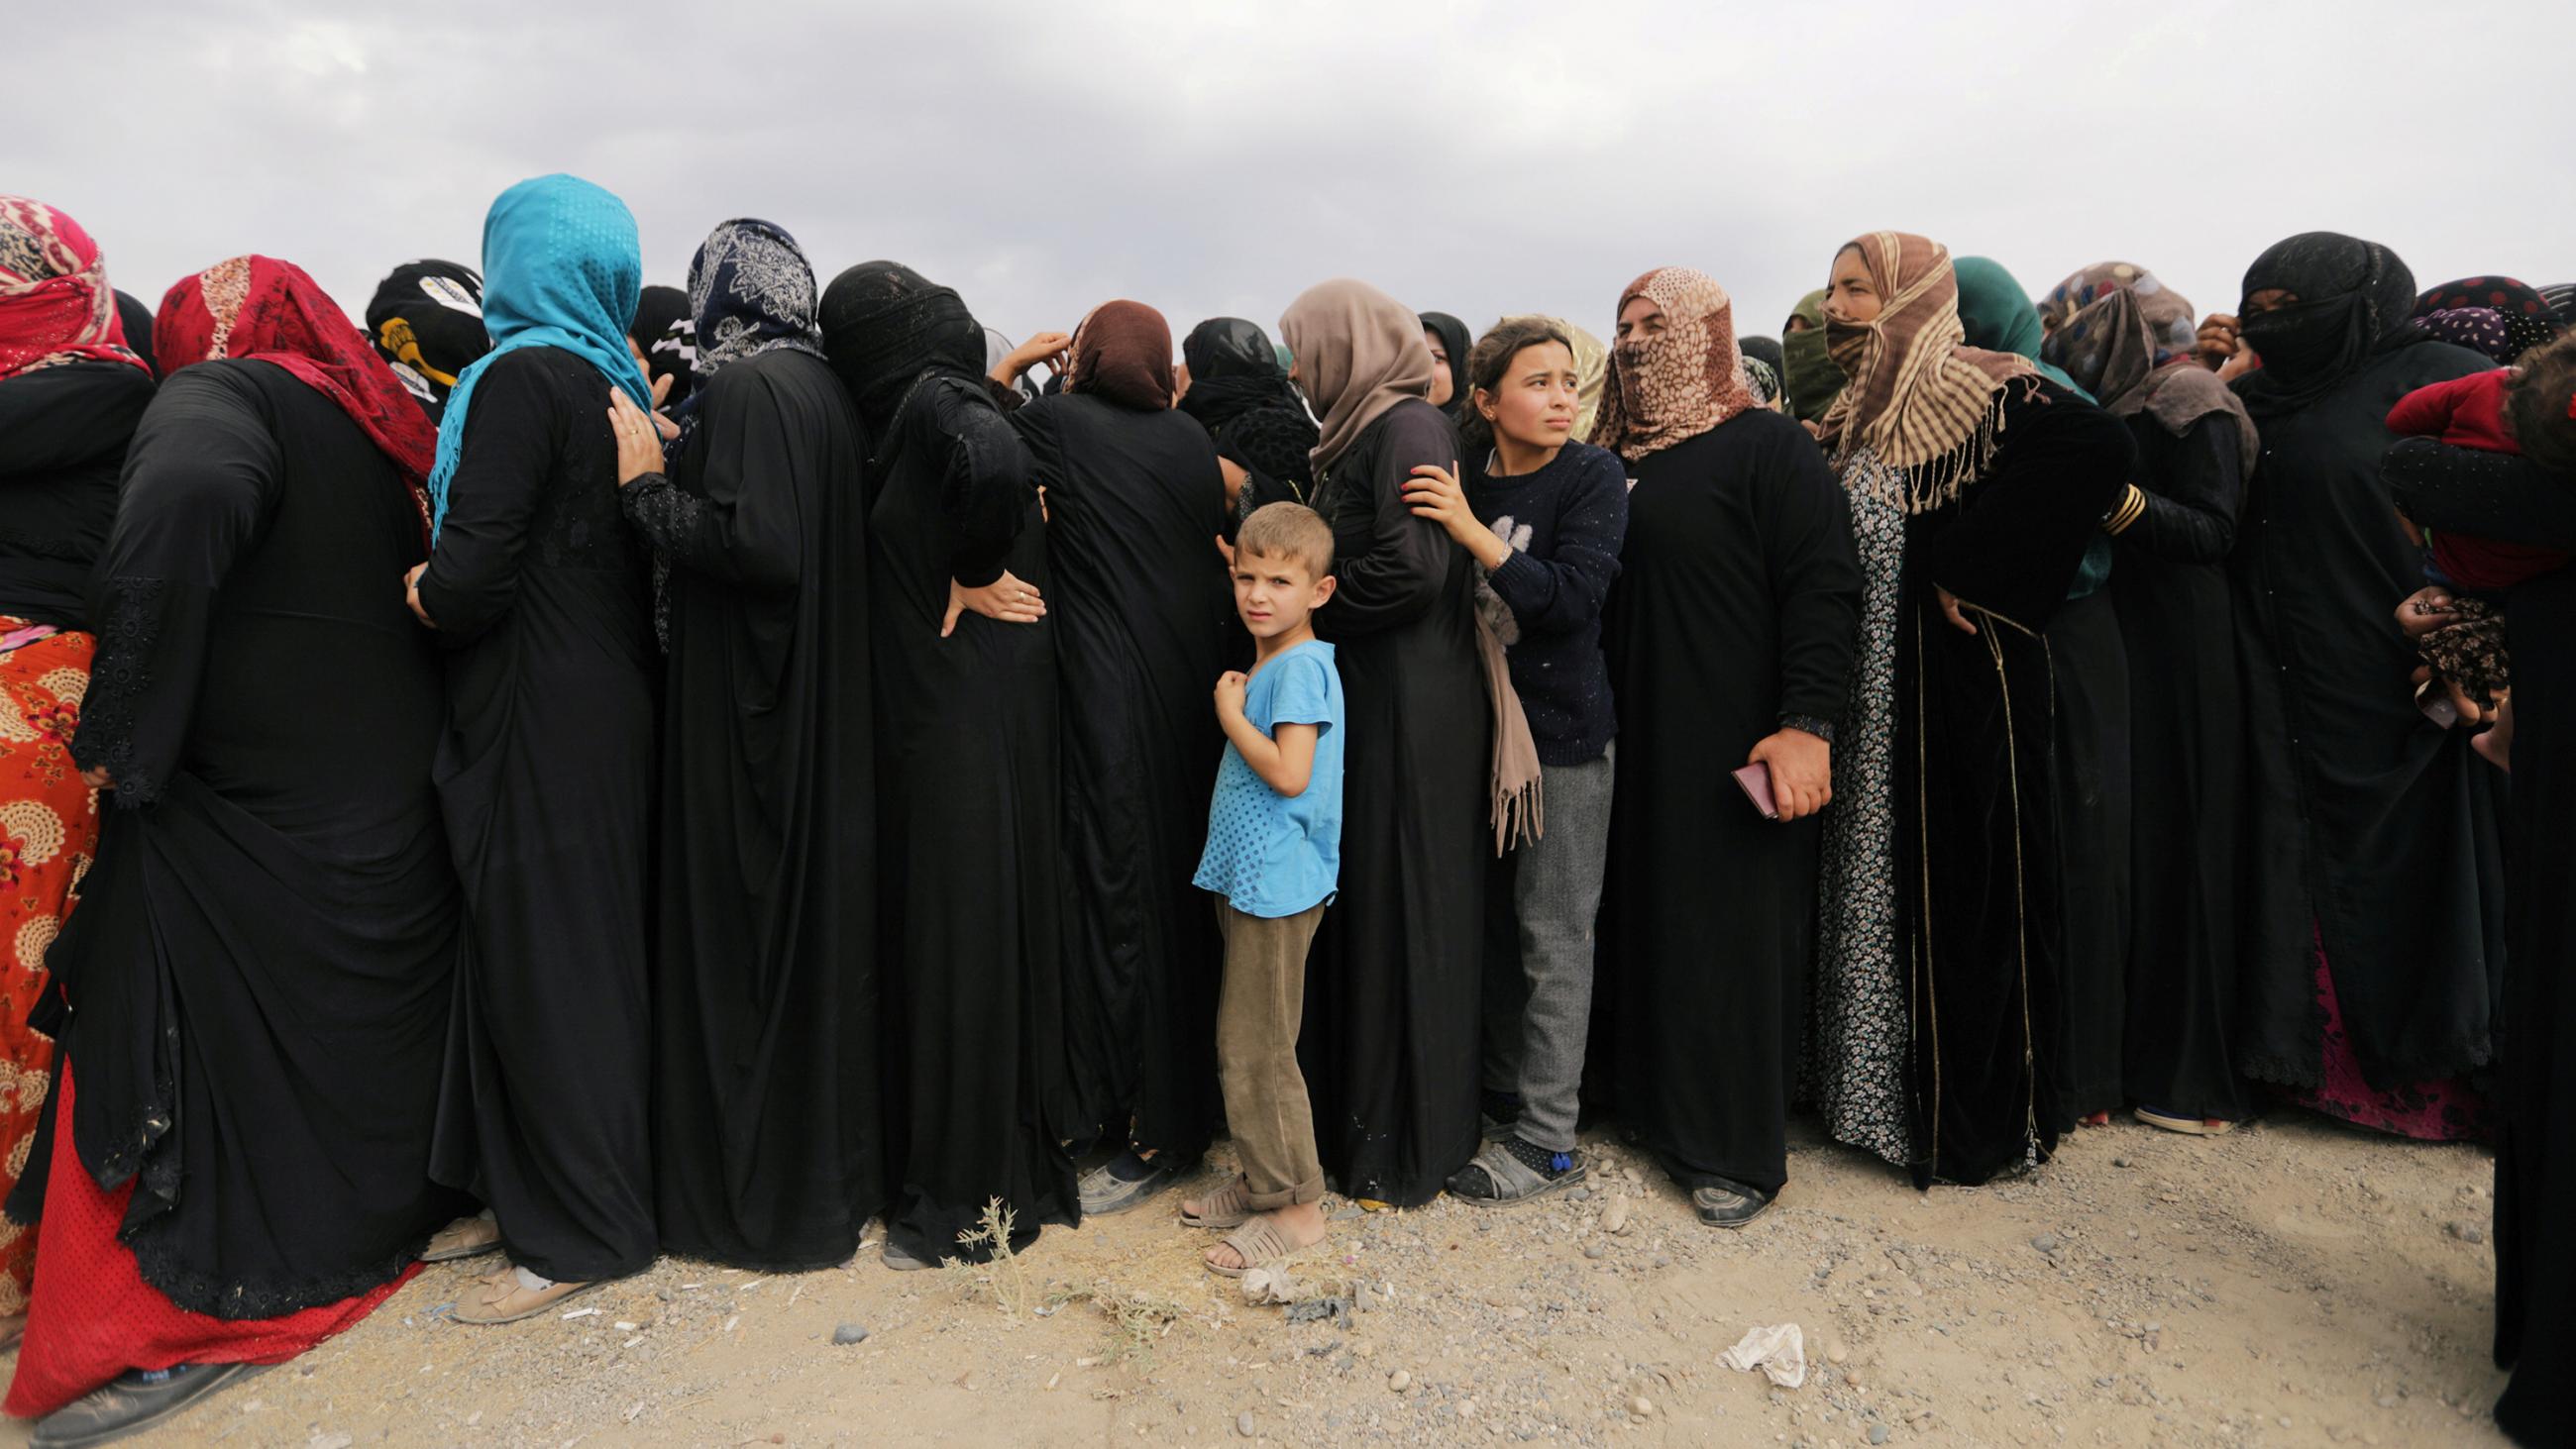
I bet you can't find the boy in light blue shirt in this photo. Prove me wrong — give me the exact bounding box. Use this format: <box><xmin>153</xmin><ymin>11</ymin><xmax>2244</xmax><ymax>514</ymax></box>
<box><xmin>1182</xmin><ymin>502</ymin><xmax>1343</xmax><ymax>1278</ymax></box>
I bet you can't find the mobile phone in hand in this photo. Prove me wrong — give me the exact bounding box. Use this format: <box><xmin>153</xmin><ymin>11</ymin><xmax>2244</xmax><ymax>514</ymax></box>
<box><xmin>1733</xmin><ymin>762</ymin><xmax>1780</xmax><ymax>821</ymax></box>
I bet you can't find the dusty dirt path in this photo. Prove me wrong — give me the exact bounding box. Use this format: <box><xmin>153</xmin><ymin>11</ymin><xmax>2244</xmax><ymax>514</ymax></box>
<box><xmin>2</xmin><ymin>1111</ymin><xmax>2513</xmax><ymax>1448</ymax></box>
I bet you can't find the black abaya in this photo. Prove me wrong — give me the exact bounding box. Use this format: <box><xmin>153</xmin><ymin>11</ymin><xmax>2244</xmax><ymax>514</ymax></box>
<box><xmin>418</xmin><ymin>346</ymin><xmax>658</xmax><ymax>1286</ymax></box>
<box><xmin>1304</xmin><ymin>397</ymin><xmax>1487</xmax><ymax>1206</ymax></box>
<box><xmin>2111</xmin><ymin>412</ymin><xmax>2256</xmax><ymax>1121</ymax></box>
<box><xmin>1011</xmin><ymin>392</ymin><xmax>1230</xmax><ymax>1162</ymax></box>
<box><xmin>1899</xmin><ymin>379</ymin><xmax>2133</xmax><ymax>1186</ymax></box>
<box><xmin>867</xmin><ymin>375</ymin><xmax>1076</xmax><ymax>1263</ymax></box>
<box><xmin>625</xmin><ymin>347</ymin><xmax>882</xmax><ymax>1271</ymax></box>
<box><xmin>0</xmin><ymin>360</ymin><xmax>153</xmax><ymax>629</ymax></box>
<box><xmin>1597</xmin><ymin>409</ymin><xmax>1861</xmax><ymax>1198</ymax></box>
<box><xmin>2230</xmin><ymin>342</ymin><xmax>2505</xmax><ymax>1091</ymax></box>
<box><xmin>40</xmin><ymin>362</ymin><xmax>464</xmax><ymax>1314</ymax></box>
<box><xmin>2380</xmin><ymin>437</ymin><xmax>2576</xmax><ymax>1446</ymax></box>
<box><xmin>2044</xmin><ymin>588</ymin><xmax>2131</xmax><ymax>1124</ymax></box>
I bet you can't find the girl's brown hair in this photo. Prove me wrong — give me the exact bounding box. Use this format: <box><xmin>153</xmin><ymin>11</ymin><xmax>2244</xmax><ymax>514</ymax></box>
<box><xmin>1455</xmin><ymin>316</ymin><xmax>1576</xmax><ymax>455</ymax></box>
<box><xmin>2506</xmin><ymin>332</ymin><xmax>2576</xmax><ymax>477</ymax></box>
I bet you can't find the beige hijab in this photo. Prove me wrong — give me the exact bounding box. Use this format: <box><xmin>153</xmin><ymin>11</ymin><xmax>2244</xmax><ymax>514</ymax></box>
<box><xmin>1279</xmin><ymin>278</ymin><xmax>1436</xmax><ymax>476</ymax></box>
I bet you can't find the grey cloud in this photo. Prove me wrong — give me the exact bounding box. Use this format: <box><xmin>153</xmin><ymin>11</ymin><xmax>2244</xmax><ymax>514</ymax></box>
<box><xmin>18</xmin><ymin>0</ymin><xmax>2573</xmax><ymax>360</ymax></box>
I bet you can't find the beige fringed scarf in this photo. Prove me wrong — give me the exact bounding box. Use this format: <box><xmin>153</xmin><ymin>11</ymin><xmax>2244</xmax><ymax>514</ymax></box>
<box><xmin>1475</xmin><ymin>600</ymin><xmax>1544</xmax><ymax>854</ymax></box>
<box><xmin>1815</xmin><ymin>232</ymin><xmax>2035</xmax><ymax>514</ymax></box>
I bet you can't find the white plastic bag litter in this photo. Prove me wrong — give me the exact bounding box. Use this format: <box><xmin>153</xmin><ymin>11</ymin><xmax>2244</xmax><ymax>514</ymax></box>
<box><xmin>1718</xmin><ymin>1322</ymin><xmax>1807</xmax><ymax>1389</ymax></box>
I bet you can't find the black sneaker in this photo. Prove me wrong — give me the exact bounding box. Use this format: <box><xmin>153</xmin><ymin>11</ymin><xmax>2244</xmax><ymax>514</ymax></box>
<box><xmin>1078</xmin><ymin>1150</ymin><xmax>1191</xmax><ymax>1216</ymax></box>
<box><xmin>34</xmin><ymin>1363</ymin><xmax>265</xmax><ymax>1448</ymax></box>
<box><xmin>1690</xmin><ymin>1179</ymin><xmax>1774</xmax><ymax>1229</ymax></box>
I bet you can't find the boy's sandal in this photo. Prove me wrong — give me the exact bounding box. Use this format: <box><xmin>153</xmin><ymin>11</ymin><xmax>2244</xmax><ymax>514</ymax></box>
<box><xmin>2134</xmin><ymin>1106</ymin><xmax>2235</xmax><ymax>1137</ymax></box>
<box><xmin>1181</xmin><ymin>1176</ymin><xmax>1253</xmax><ymax>1230</ymax></box>
<box><xmin>1205</xmin><ymin>1216</ymin><xmax>1302</xmax><ymax>1280</ymax></box>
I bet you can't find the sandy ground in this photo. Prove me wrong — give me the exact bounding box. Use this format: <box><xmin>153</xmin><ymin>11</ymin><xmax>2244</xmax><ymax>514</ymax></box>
<box><xmin>0</xmin><ymin>1110</ymin><xmax>2514</xmax><ymax>1449</ymax></box>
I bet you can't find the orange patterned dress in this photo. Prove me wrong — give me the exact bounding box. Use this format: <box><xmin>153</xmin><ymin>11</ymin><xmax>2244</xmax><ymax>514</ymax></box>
<box><xmin>0</xmin><ymin>623</ymin><xmax>99</xmax><ymax>1317</ymax></box>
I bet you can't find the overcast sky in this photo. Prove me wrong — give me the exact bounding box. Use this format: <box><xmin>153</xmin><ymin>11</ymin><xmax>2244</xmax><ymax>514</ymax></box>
<box><xmin>20</xmin><ymin>0</ymin><xmax>2573</xmax><ymax>356</ymax></box>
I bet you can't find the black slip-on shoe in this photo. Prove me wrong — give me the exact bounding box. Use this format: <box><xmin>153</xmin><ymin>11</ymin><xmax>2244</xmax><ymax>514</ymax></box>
<box><xmin>33</xmin><ymin>1362</ymin><xmax>266</xmax><ymax>1448</ymax></box>
<box><xmin>1691</xmin><ymin>1180</ymin><xmax>1775</xmax><ymax>1229</ymax></box>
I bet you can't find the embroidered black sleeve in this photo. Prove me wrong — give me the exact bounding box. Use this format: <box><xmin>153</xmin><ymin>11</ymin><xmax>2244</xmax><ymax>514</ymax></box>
<box><xmin>70</xmin><ymin>575</ymin><xmax>167</xmax><ymax>808</ymax></box>
<box><xmin>616</xmin><ymin>472</ymin><xmax>713</xmax><ymax>568</ymax></box>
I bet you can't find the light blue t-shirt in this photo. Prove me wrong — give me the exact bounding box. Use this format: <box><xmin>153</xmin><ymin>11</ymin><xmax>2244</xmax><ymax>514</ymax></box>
<box><xmin>1193</xmin><ymin>640</ymin><xmax>1343</xmax><ymax>919</ymax></box>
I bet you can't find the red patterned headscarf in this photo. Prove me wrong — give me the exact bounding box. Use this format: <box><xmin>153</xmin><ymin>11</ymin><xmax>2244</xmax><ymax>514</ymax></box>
<box><xmin>0</xmin><ymin>195</ymin><xmax>151</xmax><ymax>382</ymax></box>
<box><xmin>157</xmin><ymin>257</ymin><xmax>440</xmax><ymax>520</ymax></box>
<box><xmin>1589</xmin><ymin>266</ymin><xmax>1759</xmax><ymax>461</ymax></box>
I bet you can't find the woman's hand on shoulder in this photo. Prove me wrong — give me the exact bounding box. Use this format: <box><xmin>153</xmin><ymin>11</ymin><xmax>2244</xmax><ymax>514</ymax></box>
<box><xmin>607</xmin><ymin>388</ymin><xmax>672</xmax><ymax>487</ymax></box>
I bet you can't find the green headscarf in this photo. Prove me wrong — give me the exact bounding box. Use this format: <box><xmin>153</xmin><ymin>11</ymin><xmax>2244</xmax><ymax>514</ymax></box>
<box><xmin>1780</xmin><ymin>289</ymin><xmax>1842</xmax><ymax>423</ymax></box>
<box><xmin>1952</xmin><ymin>257</ymin><xmax>2091</xmax><ymax>401</ymax></box>
<box><xmin>1952</xmin><ymin>256</ymin><xmax>2111</xmax><ymax>597</ymax></box>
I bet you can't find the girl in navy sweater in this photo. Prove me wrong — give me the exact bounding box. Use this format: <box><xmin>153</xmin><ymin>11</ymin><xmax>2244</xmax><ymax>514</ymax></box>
<box><xmin>1401</xmin><ymin>316</ymin><xmax>1628</xmax><ymax>1204</ymax></box>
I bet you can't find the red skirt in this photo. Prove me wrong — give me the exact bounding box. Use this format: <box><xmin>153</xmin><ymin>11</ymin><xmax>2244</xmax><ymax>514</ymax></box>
<box><xmin>4</xmin><ymin>1068</ymin><xmax>417</xmax><ymax>1419</ymax></box>
<box><xmin>0</xmin><ymin>624</ymin><xmax>103</xmax><ymax>1317</ymax></box>
<box><xmin>2285</xmin><ymin>922</ymin><xmax>2494</xmax><ymax>1142</ymax></box>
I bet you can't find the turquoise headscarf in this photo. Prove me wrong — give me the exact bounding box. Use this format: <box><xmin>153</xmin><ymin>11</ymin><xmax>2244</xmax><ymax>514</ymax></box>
<box><xmin>1951</xmin><ymin>257</ymin><xmax>2090</xmax><ymax>401</ymax></box>
<box><xmin>427</xmin><ymin>174</ymin><xmax>652</xmax><ymax>538</ymax></box>
<box><xmin>1952</xmin><ymin>256</ymin><xmax>2113</xmax><ymax>597</ymax></box>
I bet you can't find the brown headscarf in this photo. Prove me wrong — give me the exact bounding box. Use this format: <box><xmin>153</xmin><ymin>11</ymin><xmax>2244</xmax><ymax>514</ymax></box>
<box><xmin>1588</xmin><ymin>266</ymin><xmax>1760</xmax><ymax>462</ymax></box>
<box><xmin>1067</xmin><ymin>298</ymin><xmax>1173</xmax><ymax>410</ymax></box>
<box><xmin>1278</xmin><ymin>278</ymin><xmax>1435</xmax><ymax>476</ymax></box>
<box><xmin>2041</xmin><ymin>284</ymin><xmax>2260</xmax><ymax>476</ymax></box>
<box><xmin>1816</xmin><ymin>231</ymin><xmax>2034</xmax><ymax>512</ymax></box>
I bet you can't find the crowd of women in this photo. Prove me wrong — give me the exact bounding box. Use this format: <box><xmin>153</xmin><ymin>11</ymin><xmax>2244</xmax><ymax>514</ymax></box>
<box><xmin>0</xmin><ymin>174</ymin><xmax>2570</xmax><ymax>1446</ymax></box>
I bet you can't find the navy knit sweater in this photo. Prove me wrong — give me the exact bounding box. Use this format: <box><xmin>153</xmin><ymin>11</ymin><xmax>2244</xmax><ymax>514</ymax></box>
<box><xmin>1467</xmin><ymin>439</ymin><xmax>1629</xmax><ymax>766</ymax></box>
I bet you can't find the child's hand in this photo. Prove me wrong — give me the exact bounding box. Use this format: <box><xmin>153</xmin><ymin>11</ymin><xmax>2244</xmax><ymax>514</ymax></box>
<box><xmin>1402</xmin><ymin>460</ymin><xmax>1511</xmax><ymax>569</ymax></box>
<box><xmin>2396</xmin><ymin>585</ymin><xmax>2456</xmax><ymax>639</ymax></box>
<box><xmin>1214</xmin><ymin>671</ymin><xmax>1248</xmax><ymax>720</ymax></box>
<box><xmin>1401</xmin><ymin>462</ymin><xmax>1475</xmax><ymax>534</ymax></box>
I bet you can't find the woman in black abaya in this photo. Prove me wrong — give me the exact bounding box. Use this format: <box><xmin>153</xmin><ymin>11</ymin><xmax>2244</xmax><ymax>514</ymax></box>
<box><xmin>10</xmin><ymin>255</ymin><xmax>460</xmax><ymax>1435</ymax></box>
<box><xmin>820</xmin><ymin>260</ymin><xmax>1076</xmax><ymax>1268</ymax></box>
<box><xmin>1281</xmin><ymin>279</ymin><xmax>1487</xmax><ymax>1207</ymax></box>
<box><xmin>1013</xmin><ymin>301</ymin><xmax>1230</xmax><ymax>1215</ymax></box>
<box><xmin>1806</xmin><ymin>232</ymin><xmax>2132</xmax><ymax>1188</ymax></box>
<box><xmin>2041</xmin><ymin>266</ymin><xmax>2263</xmax><ymax>1134</ymax></box>
<box><xmin>2227</xmin><ymin>233</ymin><xmax>2503</xmax><ymax>1141</ymax></box>
<box><xmin>1178</xmin><ymin>316</ymin><xmax>1317</xmax><ymax>534</ymax></box>
<box><xmin>622</xmin><ymin>219</ymin><xmax>882</xmax><ymax>1271</ymax></box>
<box><xmin>413</xmin><ymin>175</ymin><xmax>660</xmax><ymax>1321</ymax></box>
<box><xmin>2380</xmin><ymin>433</ymin><xmax>2576</xmax><ymax>1447</ymax></box>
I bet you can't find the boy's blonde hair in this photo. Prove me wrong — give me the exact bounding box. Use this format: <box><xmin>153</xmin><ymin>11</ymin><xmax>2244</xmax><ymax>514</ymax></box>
<box><xmin>1235</xmin><ymin>502</ymin><xmax>1335</xmax><ymax>579</ymax></box>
